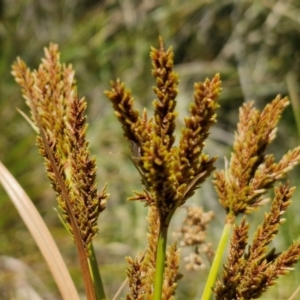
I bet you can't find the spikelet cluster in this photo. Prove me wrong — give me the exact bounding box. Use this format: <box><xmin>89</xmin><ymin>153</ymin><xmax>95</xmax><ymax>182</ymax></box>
<box><xmin>11</xmin><ymin>38</ymin><xmax>300</xmax><ymax>300</ymax></box>
<box><xmin>12</xmin><ymin>44</ymin><xmax>108</xmax><ymax>248</ymax></box>
<box><xmin>106</xmin><ymin>37</ymin><xmax>221</xmax><ymax>299</ymax></box>
<box><xmin>215</xmin><ymin>183</ymin><xmax>300</xmax><ymax>299</ymax></box>
<box><xmin>213</xmin><ymin>96</ymin><xmax>300</xmax><ymax>298</ymax></box>
<box><xmin>105</xmin><ymin>38</ymin><xmax>221</xmax><ymax>224</ymax></box>
<box><xmin>214</xmin><ymin>97</ymin><xmax>300</xmax><ymax>217</ymax></box>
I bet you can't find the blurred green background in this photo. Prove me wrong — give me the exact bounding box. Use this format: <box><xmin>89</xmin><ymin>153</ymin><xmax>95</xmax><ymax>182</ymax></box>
<box><xmin>1</xmin><ymin>0</ymin><xmax>300</xmax><ymax>299</ymax></box>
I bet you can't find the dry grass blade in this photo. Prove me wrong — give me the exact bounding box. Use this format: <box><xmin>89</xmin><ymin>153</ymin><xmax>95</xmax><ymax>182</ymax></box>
<box><xmin>288</xmin><ymin>285</ymin><xmax>300</xmax><ymax>300</ymax></box>
<box><xmin>0</xmin><ymin>161</ymin><xmax>80</xmax><ymax>300</ymax></box>
<box><xmin>112</xmin><ymin>277</ymin><xmax>128</xmax><ymax>300</ymax></box>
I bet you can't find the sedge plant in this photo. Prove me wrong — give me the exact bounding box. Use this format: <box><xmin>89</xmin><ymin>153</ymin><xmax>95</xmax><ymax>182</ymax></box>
<box><xmin>2</xmin><ymin>38</ymin><xmax>300</xmax><ymax>300</ymax></box>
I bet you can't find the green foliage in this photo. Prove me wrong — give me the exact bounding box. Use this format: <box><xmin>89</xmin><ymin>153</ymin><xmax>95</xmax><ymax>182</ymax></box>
<box><xmin>1</xmin><ymin>1</ymin><xmax>300</xmax><ymax>299</ymax></box>
<box><xmin>6</xmin><ymin>39</ymin><xmax>300</xmax><ymax>300</ymax></box>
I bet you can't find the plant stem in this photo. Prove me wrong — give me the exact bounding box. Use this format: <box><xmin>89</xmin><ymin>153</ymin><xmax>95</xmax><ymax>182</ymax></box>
<box><xmin>201</xmin><ymin>219</ymin><xmax>232</xmax><ymax>300</ymax></box>
<box><xmin>153</xmin><ymin>223</ymin><xmax>169</xmax><ymax>300</ymax></box>
<box><xmin>286</xmin><ymin>71</ymin><xmax>300</xmax><ymax>138</ymax></box>
<box><xmin>88</xmin><ymin>243</ymin><xmax>106</xmax><ymax>300</ymax></box>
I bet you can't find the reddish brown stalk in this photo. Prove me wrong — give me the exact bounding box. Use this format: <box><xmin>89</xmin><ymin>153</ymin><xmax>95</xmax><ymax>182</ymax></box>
<box><xmin>18</xmin><ymin>69</ymin><xmax>96</xmax><ymax>300</ymax></box>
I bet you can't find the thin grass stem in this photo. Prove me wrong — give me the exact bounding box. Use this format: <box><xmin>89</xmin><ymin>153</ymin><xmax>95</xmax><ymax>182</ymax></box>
<box><xmin>153</xmin><ymin>224</ymin><xmax>169</xmax><ymax>300</ymax></box>
<box><xmin>286</xmin><ymin>71</ymin><xmax>300</xmax><ymax>138</ymax></box>
<box><xmin>287</xmin><ymin>71</ymin><xmax>300</xmax><ymax>300</ymax></box>
<box><xmin>201</xmin><ymin>220</ymin><xmax>232</xmax><ymax>300</ymax></box>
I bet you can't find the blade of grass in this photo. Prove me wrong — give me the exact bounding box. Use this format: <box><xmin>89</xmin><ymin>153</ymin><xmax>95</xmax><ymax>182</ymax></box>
<box><xmin>0</xmin><ymin>161</ymin><xmax>80</xmax><ymax>300</ymax></box>
<box><xmin>16</xmin><ymin>107</ymin><xmax>39</xmax><ymax>134</ymax></box>
<box><xmin>112</xmin><ymin>277</ymin><xmax>128</xmax><ymax>300</ymax></box>
<box><xmin>88</xmin><ymin>243</ymin><xmax>106</xmax><ymax>300</ymax></box>
<box><xmin>286</xmin><ymin>71</ymin><xmax>300</xmax><ymax>136</ymax></box>
<box><xmin>286</xmin><ymin>70</ymin><xmax>300</xmax><ymax>300</ymax></box>
<box><xmin>288</xmin><ymin>285</ymin><xmax>300</xmax><ymax>300</ymax></box>
<box><xmin>286</xmin><ymin>71</ymin><xmax>300</xmax><ymax>137</ymax></box>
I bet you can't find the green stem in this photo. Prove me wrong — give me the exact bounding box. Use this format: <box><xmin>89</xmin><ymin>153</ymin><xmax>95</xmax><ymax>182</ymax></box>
<box><xmin>153</xmin><ymin>223</ymin><xmax>169</xmax><ymax>300</ymax></box>
<box><xmin>286</xmin><ymin>71</ymin><xmax>300</xmax><ymax>138</ymax></box>
<box><xmin>88</xmin><ymin>243</ymin><xmax>106</xmax><ymax>300</ymax></box>
<box><xmin>201</xmin><ymin>219</ymin><xmax>232</xmax><ymax>300</ymax></box>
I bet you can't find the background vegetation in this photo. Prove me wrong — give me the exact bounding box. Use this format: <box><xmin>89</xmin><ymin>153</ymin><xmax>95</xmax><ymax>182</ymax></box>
<box><xmin>1</xmin><ymin>0</ymin><xmax>300</xmax><ymax>299</ymax></box>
